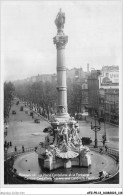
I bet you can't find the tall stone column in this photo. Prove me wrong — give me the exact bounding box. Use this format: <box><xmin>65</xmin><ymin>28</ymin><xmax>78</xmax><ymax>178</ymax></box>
<box><xmin>53</xmin><ymin>9</ymin><xmax>69</xmax><ymax>120</ymax></box>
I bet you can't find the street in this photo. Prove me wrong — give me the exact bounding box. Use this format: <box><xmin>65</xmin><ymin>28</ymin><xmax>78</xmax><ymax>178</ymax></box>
<box><xmin>4</xmin><ymin>98</ymin><xmax>119</xmax><ymax>184</ymax></box>
<box><xmin>79</xmin><ymin>118</ymin><xmax>119</xmax><ymax>150</ymax></box>
<box><xmin>5</xmin><ymin>99</ymin><xmax>119</xmax><ymax>152</ymax></box>
<box><xmin>5</xmin><ymin>100</ymin><xmax>49</xmax><ymax>151</ymax></box>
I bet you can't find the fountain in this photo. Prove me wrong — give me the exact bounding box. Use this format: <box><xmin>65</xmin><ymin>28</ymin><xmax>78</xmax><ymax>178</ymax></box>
<box><xmin>8</xmin><ymin>10</ymin><xmax>119</xmax><ymax>185</ymax></box>
<box><xmin>37</xmin><ymin>9</ymin><xmax>91</xmax><ymax>170</ymax></box>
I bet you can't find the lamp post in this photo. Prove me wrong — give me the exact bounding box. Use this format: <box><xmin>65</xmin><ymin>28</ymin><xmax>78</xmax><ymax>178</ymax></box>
<box><xmin>103</xmin><ymin>116</ymin><xmax>106</xmax><ymax>139</ymax></box>
<box><xmin>102</xmin><ymin>97</ymin><xmax>107</xmax><ymax>146</ymax></box>
<box><xmin>91</xmin><ymin>114</ymin><xmax>101</xmax><ymax>148</ymax></box>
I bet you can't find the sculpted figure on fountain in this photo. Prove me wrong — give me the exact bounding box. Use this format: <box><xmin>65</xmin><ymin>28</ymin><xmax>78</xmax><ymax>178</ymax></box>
<box><xmin>71</xmin><ymin>124</ymin><xmax>77</xmax><ymax>139</ymax></box>
<box><xmin>54</xmin><ymin>125</ymin><xmax>60</xmax><ymax>145</ymax></box>
<box><xmin>68</xmin><ymin>136</ymin><xmax>76</xmax><ymax>150</ymax></box>
<box><xmin>61</xmin><ymin>140</ymin><xmax>69</xmax><ymax>152</ymax></box>
<box><xmin>45</xmin><ymin>149</ymin><xmax>53</xmax><ymax>158</ymax></box>
<box><xmin>61</xmin><ymin>123</ymin><xmax>69</xmax><ymax>144</ymax></box>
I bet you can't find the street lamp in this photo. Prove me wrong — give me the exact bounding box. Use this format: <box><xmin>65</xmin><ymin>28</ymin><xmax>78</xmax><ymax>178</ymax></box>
<box><xmin>102</xmin><ymin>97</ymin><xmax>107</xmax><ymax>146</ymax></box>
<box><xmin>101</xmin><ymin>115</ymin><xmax>108</xmax><ymax>147</ymax></box>
<box><xmin>91</xmin><ymin>114</ymin><xmax>101</xmax><ymax>148</ymax></box>
<box><xmin>104</xmin><ymin>117</ymin><xmax>106</xmax><ymax>138</ymax></box>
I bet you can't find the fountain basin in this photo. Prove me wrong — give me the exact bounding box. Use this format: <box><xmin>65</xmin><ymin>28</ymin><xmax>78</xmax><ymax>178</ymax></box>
<box><xmin>13</xmin><ymin>150</ymin><xmax>118</xmax><ymax>183</ymax></box>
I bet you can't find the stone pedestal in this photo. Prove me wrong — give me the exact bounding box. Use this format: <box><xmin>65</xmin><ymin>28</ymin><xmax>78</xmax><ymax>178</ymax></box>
<box><xmin>40</xmin><ymin>153</ymin><xmax>91</xmax><ymax>170</ymax></box>
<box><xmin>80</xmin><ymin>152</ymin><xmax>91</xmax><ymax>167</ymax></box>
<box><xmin>44</xmin><ymin>157</ymin><xmax>53</xmax><ymax>171</ymax></box>
<box><xmin>81</xmin><ymin>154</ymin><xmax>91</xmax><ymax>167</ymax></box>
<box><xmin>64</xmin><ymin>159</ymin><xmax>72</xmax><ymax>168</ymax></box>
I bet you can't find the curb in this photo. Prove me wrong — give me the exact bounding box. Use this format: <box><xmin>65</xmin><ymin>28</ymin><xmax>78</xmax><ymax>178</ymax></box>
<box><xmin>26</xmin><ymin>105</ymin><xmax>51</xmax><ymax>125</ymax></box>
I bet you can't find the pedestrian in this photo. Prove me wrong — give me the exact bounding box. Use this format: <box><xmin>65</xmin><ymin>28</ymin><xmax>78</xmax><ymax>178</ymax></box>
<box><xmin>105</xmin><ymin>145</ymin><xmax>108</xmax><ymax>152</ymax></box>
<box><xmin>116</xmin><ymin>156</ymin><xmax>119</xmax><ymax>164</ymax></box>
<box><xmin>35</xmin><ymin>147</ymin><xmax>37</xmax><ymax>151</ymax></box>
<box><xmin>22</xmin><ymin>145</ymin><xmax>24</xmax><ymax>152</ymax></box>
<box><xmin>99</xmin><ymin>147</ymin><xmax>103</xmax><ymax>154</ymax></box>
<box><xmin>7</xmin><ymin>142</ymin><xmax>9</xmax><ymax>148</ymax></box>
<box><xmin>10</xmin><ymin>141</ymin><xmax>12</xmax><ymax>147</ymax></box>
<box><xmin>99</xmin><ymin>171</ymin><xmax>103</xmax><ymax>180</ymax></box>
<box><xmin>14</xmin><ymin>168</ymin><xmax>17</xmax><ymax>174</ymax></box>
<box><xmin>52</xmin><ymin>176</ymin><xmax>55</xmax><ymax>183</ymax></box>
<box><xmin>5</xmin><ymin>140</ymin><xmax>7</xmax><ymax>146</ymax></box>
<box><xmin>15</xmin><ymin>146</ymin><xmax>17</xmax><ymax>152</ymax></box>
<box><xmin>103</xmin><ymin>140</ymin><xmax>105</xmax><ymax>147</ymax></box>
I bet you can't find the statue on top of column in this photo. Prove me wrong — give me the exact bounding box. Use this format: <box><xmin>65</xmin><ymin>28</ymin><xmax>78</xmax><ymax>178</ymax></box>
<box><xmin>55</xmin><ymin>8</ymin><xmax>65</xmax><ymax>32</ymax></box>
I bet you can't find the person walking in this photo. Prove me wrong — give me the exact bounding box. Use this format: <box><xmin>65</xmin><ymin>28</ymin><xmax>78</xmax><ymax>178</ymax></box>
<box><xmin>35</xmin><ymin>147</ymin><xmax>37</xmax><ymax>152</ymax></box>
<box><xmin>99</xmin><ymin>147</ymin><xmax>103</xmax><ymax>154</ymax></box>
<box><xmin>5</xmin><ymin>140</ymin><xmax>7</xmax><ymax>146</ymax></box>
<box><xmin>103</xmin><ymin>140</ymin><xmax>105</xmax><ymax>147</ymax></box>
<box><xmin>105</xmin><ymin>145</ymin><xmax>108</xmax><ymax>152</ymax></box>
<box><xmin>10</xmin><ymin>141</ymin><xmax>12</xmax><ymax>147</ymax></box>
<box><xmin>15</xmin><ymin>146</ymin><xmax>17</xmax><ymax>152</ymax></box>
<box><xmin>22</xmin><ymin>145</ymin><xmax>24</xmax><ymax>152</ymax></box>
<box><xmin>7</xmin><ymin>142</ymin><xmax>9</xmax><ymax>149</ymax></box>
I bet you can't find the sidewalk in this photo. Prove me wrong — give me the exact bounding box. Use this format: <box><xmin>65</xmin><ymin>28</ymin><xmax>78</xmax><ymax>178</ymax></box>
<box><xmin>26</xmin><ymin>104</ymin><xmax>51</xmax><ymax>124</ymax></box>
<box><xmin>86</xmin><ymin>116</ymin><xmax>119</xmax><ymax>127</ymax></box>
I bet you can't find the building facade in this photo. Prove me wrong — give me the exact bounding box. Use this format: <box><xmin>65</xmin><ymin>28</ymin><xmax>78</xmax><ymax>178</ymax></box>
<box><xmin>98</xmin><ymin>66</ymin><xmax>119</xmax><ymax>125</ymax></box>
<box><xmin>87</xmin><ymin>70</ymin><xmax>100</xmax><ymax>116</ymax></box>
<box><xmin>81</xmin><ymin>82</ymin><xmax>89</xmax><ymax>112</ymax></box>
<box><xmin>105</xmin><ymin>88</ymin><xmax>119</xmax><ymax>125</ymax></box>
<box><xmin>99</xmin><ymin>65</ymin><xmax>119</xmax><ymax>89</ymax></box>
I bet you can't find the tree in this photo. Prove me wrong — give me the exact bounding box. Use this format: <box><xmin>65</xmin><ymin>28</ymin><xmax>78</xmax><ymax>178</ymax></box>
<box><xmin>4</xmin><ymin>82</ymin><xmax>15</xmax><ymax>121</ymax></box>
<box><xmin>67</xmin><ymin>79</ymin><xmax>82</xmax><ymax>116</ymax></box>
<box><xmin>14</xmin><ymin>80</ymin><xmax>57</xmax><ymax>119</ymax></box>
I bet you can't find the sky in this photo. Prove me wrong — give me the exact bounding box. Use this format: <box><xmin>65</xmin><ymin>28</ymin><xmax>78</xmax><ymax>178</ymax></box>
<box><xmin>1</xmin><ymin>0</ymin><xmax>122</xmax><ymax>81</ymax></box>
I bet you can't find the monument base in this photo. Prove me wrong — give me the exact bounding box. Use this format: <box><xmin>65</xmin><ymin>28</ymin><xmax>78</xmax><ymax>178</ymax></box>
<box><xmin>50</xmin><ymin>114</ymin><xmax>76</xmax><ymax>128</ymax></box>
<box><xmin>38</xmin><ymin>153</ymin><xmax>91</xmax><ymax>171</ymax></box>
<box><xmin>38</xmin><ymin>112</ymin><xmax>91</xmax><ymax>171</ymax></box>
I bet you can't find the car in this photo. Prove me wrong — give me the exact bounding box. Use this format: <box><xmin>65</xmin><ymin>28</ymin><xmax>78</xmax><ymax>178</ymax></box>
<box><xmin>98</xmin><ymin>117</ymin><xmax>105</xmax><ymax>123</ymax></box>
<box><xmin>34</xmin><ymin>119</ymin><xmax>40</xmax><ymax>123</ymax></box>
<box><xmin>75</xmin><ymin>113</ymin><xmax>83</xmax><ymax>120</ymax></box>
<box><xmin>12</xmin><ymin>110</ymin><xmax>16</xmax><ymax>114</ymax></box>
<box><xmin>20</xmin><ymin>106</ymin><xmax>23</xmax><ymax>111</ymax></box>
<box><xmin>81</xmin><ymin>137</ymin><xmax>92</xmax><ymax>145</ymax></box>
<box><xmin>82</xmin><ymin>112</ymin><xmax>88</xmax><ymax>116</ymax></box>
<box><xmin>16</xmin><ymin>101</ymin><xmax>19</xmax><ymax>105</ymax></box>
<box><xmin>30</xmin><ymin>112</ymin><xmax>33</xmax><ymax>116</ymax></box>
<box><xmin>43</xmin><ymin>127</ymin><xmax>53</xmax><ymax>133</ymax></box>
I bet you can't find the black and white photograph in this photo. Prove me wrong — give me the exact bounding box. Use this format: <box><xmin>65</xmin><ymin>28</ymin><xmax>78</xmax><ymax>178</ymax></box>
<box><xmin>1</xmin><ymin>0</ymin><xmax>122</xmax><ymax>194</ymax></box>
